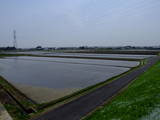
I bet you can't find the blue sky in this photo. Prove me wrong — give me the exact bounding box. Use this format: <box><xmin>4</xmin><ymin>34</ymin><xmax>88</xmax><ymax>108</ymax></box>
<box><xmin>0</xmin><ymin>0</ymin><xmax>160</xmax><ymax>48</ymax></box>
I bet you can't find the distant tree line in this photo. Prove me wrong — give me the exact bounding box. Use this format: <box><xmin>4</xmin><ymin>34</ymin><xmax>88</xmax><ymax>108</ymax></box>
<box><xmin>0</xmin><ymin>47</ymin><xmax>16</xmax><ymax>51</ymax></box>
<box><xmin>1</xmin><ymin>45</ymin><xmax>160</xmax><ymax>52</ymax></box>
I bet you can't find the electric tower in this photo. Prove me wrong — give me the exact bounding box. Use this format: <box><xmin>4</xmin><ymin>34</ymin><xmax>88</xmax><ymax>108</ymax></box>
<box><xmin>13</xmin><ymin>30</ymin><xmax>17</xmax><ymax>48</ymax></box>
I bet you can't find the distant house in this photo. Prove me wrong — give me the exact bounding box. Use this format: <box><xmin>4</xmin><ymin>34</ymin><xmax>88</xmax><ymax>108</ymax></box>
<box><xmin>36</xmin><ymin>46</ymin><xmax>43</xmax><ymax>50</ymax></box>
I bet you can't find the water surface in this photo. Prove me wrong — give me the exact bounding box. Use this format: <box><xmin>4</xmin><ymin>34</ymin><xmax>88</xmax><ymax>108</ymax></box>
<box><xmin>0</xmin><ymin>56</ymin><xmax>131</xmax><ymax>103</ymax></box>
<box><xmin>0</xmin><ymin>57</ymin><xmax>129</xmax><ymax>89</ymax></box>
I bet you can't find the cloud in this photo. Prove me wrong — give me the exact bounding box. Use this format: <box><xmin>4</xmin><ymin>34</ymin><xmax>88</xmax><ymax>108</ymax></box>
<box><xmin>52</xmin><ymin>0</ymin><xmax>91</xmax><ymax>28</ymax></box>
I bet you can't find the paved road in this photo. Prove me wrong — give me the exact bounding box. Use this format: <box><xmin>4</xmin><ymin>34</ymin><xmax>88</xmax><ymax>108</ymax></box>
<box><xmin>32</xmin><ymin>56</ymin><xmax>160</xmax><ymax>120</ymax></box>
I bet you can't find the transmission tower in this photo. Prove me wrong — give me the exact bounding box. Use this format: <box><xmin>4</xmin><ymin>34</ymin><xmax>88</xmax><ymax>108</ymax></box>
<box><xmin>13</xmin><ymin>30</ymin><xmax>17</xmax><ymax>48</ymax></box>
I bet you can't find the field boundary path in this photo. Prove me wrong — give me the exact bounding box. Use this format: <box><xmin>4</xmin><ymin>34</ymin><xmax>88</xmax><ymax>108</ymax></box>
<box><xmin>31</xmin><ymin>56</ymin><xmax>160</xmax><ymax>120</ymax></box>
<box><xmin>0</xmin><ymin>102</ymin><xmax>13</xmax><ymax>120</ymax></box>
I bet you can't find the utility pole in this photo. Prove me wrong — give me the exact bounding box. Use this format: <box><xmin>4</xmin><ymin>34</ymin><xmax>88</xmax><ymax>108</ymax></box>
<box><xmin>13</xmin><ymin>29</ymin><xmax>17</xmax><ymax>48</ymax></box>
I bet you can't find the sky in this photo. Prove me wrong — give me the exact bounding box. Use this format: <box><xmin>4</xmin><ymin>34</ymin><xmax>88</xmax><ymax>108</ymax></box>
<box><xmin>0</xmin><ymin>0</ymin><xmax>160</xmax><ymax>48</ymax></box>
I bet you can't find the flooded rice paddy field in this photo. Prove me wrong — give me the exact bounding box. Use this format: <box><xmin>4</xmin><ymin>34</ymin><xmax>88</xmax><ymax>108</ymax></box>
<box><xmin>43</xmin><ymin>53</ymin><xmax>154</xmax><ymax>59</ymax></box>
<box><xmin>6</xmin><ymin>56</ymin><xmax>139</xmax><ymax>68</ymax></box>
<box><xmin>0</xmin><ymin>56</ymin><xmax>138</xmax><ymax>103</ymax></box>
<box><xmin>4</xmin><ymin>51</ymin><xmax>154</xmax><ymax>59</ymax></box>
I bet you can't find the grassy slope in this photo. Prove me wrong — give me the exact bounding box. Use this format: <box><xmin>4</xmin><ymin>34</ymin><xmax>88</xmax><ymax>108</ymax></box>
<box><xmin>0</xmin><ymin>76</ymin><xmax>31</xmax><ymax>120</ymax></box>
<box><xmin>86</xmin><ymin>61</ymin><xmax>160</xmax><ymax>120</ymax></box>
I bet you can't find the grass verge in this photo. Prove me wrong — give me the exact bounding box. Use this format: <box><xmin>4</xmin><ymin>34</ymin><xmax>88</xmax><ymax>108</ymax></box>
<box><xmin>85</xmin><ymin>60</ymin><xmax>160</xmax><ymax>120</ymax></box>
<box><xmin>0</xmin><ymin>76</ymin><xmax>37</xmax><ymax>120</ymax></box>
<box><xmin>0</xmin><ymin>76</ymin><xmax>37</xmax><ymax>108</ymax></box>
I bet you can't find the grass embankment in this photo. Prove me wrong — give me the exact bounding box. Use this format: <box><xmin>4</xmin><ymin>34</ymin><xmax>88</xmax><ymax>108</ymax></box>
<box><xmin>0</xmin><ymin>76</ymin><xmax>37</xmax><ymax>120</ymax></box>
<box><xmin>0</xmin><ymin>76</ymin><xmax>37</xmax><ymax>108</ymax></box>
<box><xmin>0</xmin><ymin>91</ymin><xmax>29</xmax><ymax>120</ymax></box>
<box><xmin>85</xmin><ymin>61</ymin><xmax>160</xmax><ymax>120</ymax></box>
<box><xmin>66</xmin><ymin>49</ymin><xmax>160</xmax><ymax>55</ymax></box>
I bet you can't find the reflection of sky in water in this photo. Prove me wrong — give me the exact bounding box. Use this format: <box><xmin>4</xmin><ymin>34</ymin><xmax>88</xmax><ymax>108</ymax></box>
<box><xmin>0</xmin><ymin>57</ymin><xmax>129</xmax><ymax>89</ymax></box>
<box><xmin>43</xmin><ymin>53</ymin><xmax>154</xmax><ymax>59</ymax></box>
<box><xmin>5</xmin><ymin>56</ymin><xmax>139</xmax><ymax>68</ymax></box>
<box><xmin>5</xmin><ymin>52</ymin><xmax>154</xmax><ymax>59</ymax></box>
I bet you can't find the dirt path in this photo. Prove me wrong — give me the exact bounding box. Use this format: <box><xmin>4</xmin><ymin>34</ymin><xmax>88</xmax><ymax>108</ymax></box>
<box><xmin>0</xmin><ymin>103</ymin><xmax>12</xmax><ymax>120</ymax></box>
